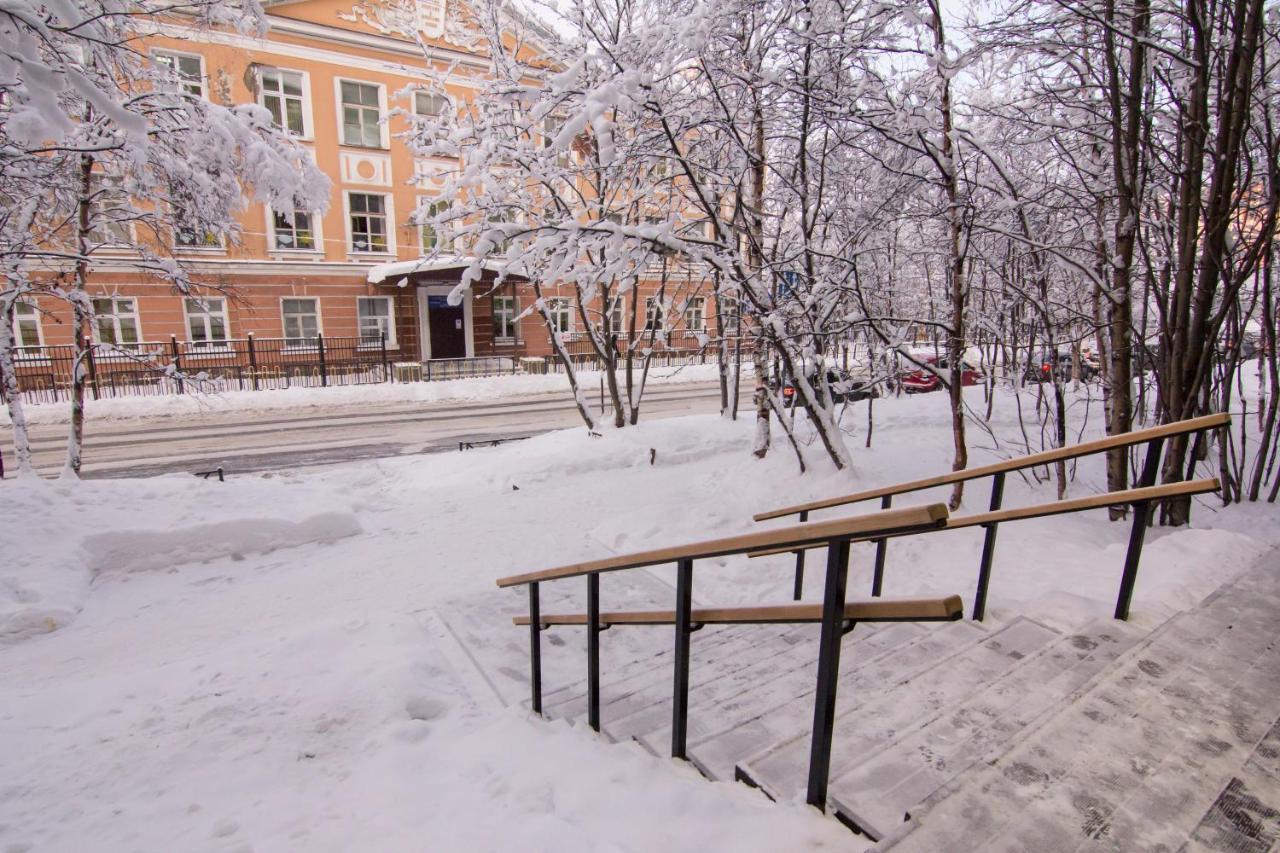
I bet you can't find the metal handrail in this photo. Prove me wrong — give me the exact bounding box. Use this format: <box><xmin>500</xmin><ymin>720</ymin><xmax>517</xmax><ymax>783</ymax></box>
<box><xmin>759</xmin><ymin>414</ymin><xmax>1231</xmax><ymax>617</ymax></box>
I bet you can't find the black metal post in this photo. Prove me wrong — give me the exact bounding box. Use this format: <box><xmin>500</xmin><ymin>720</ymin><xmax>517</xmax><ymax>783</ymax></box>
<box><xmin>529</xmin><ymin>582</ymin><xmax>543</xmax><ymax>715</ymax></box>
<box><xmin>247</xmin><ymin>334</ymin><xmax>259</xmax><ymax>391</ymax></box>
<box><xmin>587</xmin><ymin>572</ymin><xmax>601</xmax><ymax>732</ymax></box>
<box><xmin>380</xmin><ymin>331</ymin><xmax>389</xmax><ymax>383</ymax></box>
<box><xmin>972</xmin><ymin>471</ymin><xmax>1006</xmax><ymax>621</ymax></box>
<box><xmin>671</xmin><ymin>558</ymin><xmax>694</xmax><ymax>759</ymax></box>
<box><xmin>1115</xmin><ymin>437</ymin><xmax>1164</xmax><ymax>620</ymax></box>
<box><xmin>871</xmin><ymin>494</ymin><xmax>892</xmax><ymax>597</ymax></box>
<box><xmin>170</xmin><ymin>336</ymin><xmax>184</xmax><ymax>394</ymax></box>
<box><xmin>317</xmin><ymin>332</ymin><xmax>328</xmax><ymax>387</ymax></box>
<box><xmin>83</xmin><ymin>336</ymin><xmax>100</xmax><ymax>401</ymax></box>
<box><xmin>792</xmin><ymin>510</ymin><xmax>809</xmax><ymax>600</ymax></box>
<box><xmin>806</xmin><ymin>537</ymin><xmax>852</xmax><ymax>810</ymax></box>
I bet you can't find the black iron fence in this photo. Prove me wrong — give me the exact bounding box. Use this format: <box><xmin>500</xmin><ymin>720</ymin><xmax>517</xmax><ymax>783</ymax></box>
<box><xmin>533</xmin><ymin>331</ymin><xmax>758</xmax><ymax>374</ymax></box>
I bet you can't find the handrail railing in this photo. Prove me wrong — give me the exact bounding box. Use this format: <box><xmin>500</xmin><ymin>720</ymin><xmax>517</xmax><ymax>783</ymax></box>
<box><xmin>495</xmin><ymin>502</ymin><xmax>955</xmax><ymax>813</ymax></box>
<box><xmin>755</xmin><ymin>413</ymin><xmax>1231</xmax><ymax>617</ymax></box>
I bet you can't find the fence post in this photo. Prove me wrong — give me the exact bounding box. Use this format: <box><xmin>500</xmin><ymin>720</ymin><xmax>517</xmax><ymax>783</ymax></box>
<box><xmin>871</xmin><ymin>494</ymin><xmax>893</xmax><ymax>597</ymax></box>
<box><xmin>1115</xmin><ymin>437</ymin><xmax>1165</xmax><ymax>620</ymax></box>
<box><xmin>82</xmin><ymin>336</ymin><xmax>100</xmax><ymax>401</ymax></box>
<box><xmin>528</xmin><ymin>582</ymin><xmax>543</xmax><ymax>715</ymax></box>
<box><xmin>587</xmin><ymin>572</ymin><xmax>602</xmax><ymax>732</ymax></box>
<box><xmin>792</xmin><ymin>510</ymin><xmax>809</xmax><ymax>600</ymax></box>
<box><xmin>316</xmin><ymin>333</ymin><xmax>327</xmax><ymax>387</ymax></box>
<box><xmin>671</xmin><ymin>558</ymin><xmax>694</xmax><ymax>759</ymax></box>
<box><xmin>807</xmin><ymin>537</ymin><xmax>852</xmax><ymax>811</ymax></box>
<box><xmin>248</xmin><ymin>333</ymin><xmax>259</xmax><ymax>391</ymax></box>
<box><xmin>972</xmin><ymin>472</ymin><xmax>1006</xmax><ymax>621</ymax></box>
<box><xmin>381</xmin><ymin>331</ymin><xmax>389</xmax><ymax>383</ymax></box>
<box><xmin>170</xmin><ymin>335</ymin><xmax>184</xmax><ymax>394</ymax></box>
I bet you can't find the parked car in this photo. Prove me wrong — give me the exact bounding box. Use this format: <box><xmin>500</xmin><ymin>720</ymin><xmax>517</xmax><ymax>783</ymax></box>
<box><xmin>1025</xmin><ymin>350</ymin><xmax>1098</xmax><ymax>383</ymax></box>
<box><xmin>900</xmin><ymin>355</ymin><xmax>984</xmax><ymax>393</ymax></box>
<box><xmin>778</xmin><ymin>367</ymin><xmax>878</xmax><ymax>407</ymax></box>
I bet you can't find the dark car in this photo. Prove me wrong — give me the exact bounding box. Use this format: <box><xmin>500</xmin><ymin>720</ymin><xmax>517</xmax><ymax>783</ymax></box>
<box><xmin>1025</xmin><ymin>351</ymin><xmax>1098</xmax><ymax>383</ymax></box>
<box><xmin>780</xmin><ymin>368</ymin><xmax>878</xmax><ymax>407</ymax></box>
<box><xmin>901</xmin><ymin>355</ymin><xmax>984</xmax><ymax>393</ymax></box>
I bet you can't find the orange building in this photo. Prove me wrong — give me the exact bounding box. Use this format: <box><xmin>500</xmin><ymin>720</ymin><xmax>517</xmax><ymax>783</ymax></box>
<box><xmin>13</xmin><ymin>0</ymin><xmax>716</xmax><ymax>397</ymax></box>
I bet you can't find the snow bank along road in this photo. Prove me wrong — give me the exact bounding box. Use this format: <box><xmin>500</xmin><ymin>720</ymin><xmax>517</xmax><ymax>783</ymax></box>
<box><xmin>0</xmin><ymin>380</ymin><xmax>742</xmax><ymax>478</ymax></box>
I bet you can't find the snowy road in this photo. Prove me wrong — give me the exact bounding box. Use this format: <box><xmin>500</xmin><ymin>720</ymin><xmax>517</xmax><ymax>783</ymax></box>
<box><xmin>1</xmin><ymin>380</ymin><xmax>745</xmax><ymax>478</ymax></box>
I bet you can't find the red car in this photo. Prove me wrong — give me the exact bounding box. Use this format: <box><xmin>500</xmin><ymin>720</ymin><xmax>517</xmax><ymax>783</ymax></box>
<box><xmin>900</xmin><ymin>355</ymin><xmax>984</xmax><ymax>393</ymax></box>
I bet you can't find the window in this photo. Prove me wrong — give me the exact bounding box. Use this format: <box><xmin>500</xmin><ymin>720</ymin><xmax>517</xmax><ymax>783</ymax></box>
<box><xmin>92</xmin><ymin>297</ymin><xmax>140</xmax><ymax>346</ymax></box>
<box><xmin>11</xmin><ymin>301</ymin><xmax>42</xmax><ymax>349</ymax></box>
<box><xmin>272</xmin><ymin>208</ymin><xmax>316</xmax><ymax>251</ymax></box>
<box><xmin>644</xmin><ymin>297</ymin><xmax>664</xmax><ymax>331</ymax></box>
<box><xmin>493</xmin><ymin>294</ymin><xmax>518</xmax><ymax>341</ymax></box>
<box><xmin>259</xmin><ymin>68</ymin><xmax>306</xmax><ymax>136</ymax></box>
<box><xmin>356</xmin><ymin>296</ymin><xmax>395</xmax><ymax>347</ymax></box>
<box><xmin>173</xmin><ymin>198</ymin><xmax>222</xmax><ymax>249</ymax></box>
<box><xmin>348</xmin><ymin>193</ymin><xmax>388</xmax><ymax>253</ymax></box>
<box><xmin>547</xmin><ymin>298</ymin><xmax>573</xmax><ymax>334</ymax></box>
<box><xmin>418</xmin><ymin>198</ymin><xmax>450</xmax><ymax>252</ymax></box>
<box><xmin>155</xmin><ymin>51</ymin><xmax>205</xmax><ymax>98</ymax></box>
<box><xmin>281</xmin><ymin>298</ymin><xmax>319</xmax><ymax>346</ymax></box>
<box><xmin>184</xmin><ymin>297</ymin><xmax>230</xmax><ymax>349</ymax></box>
<box><xmin>606</xmin><ymin>296</ymin><xmax>624</xmax><ymax>334</ymax></box>
<box><xmin>684</xmin><ymin>297</ymin><xmax>705</xmax><ymax>331</ymax></box>
<box><xmin>88</xmin><ymin>175</ymin><xmax>132</xmax><ymax>246</ymax></box>
<box><xmin>414</xmin><ymin>91</ymin><xmax>449</xmax><ymax>118</ymax></box>
<box><xmin>340</xmin><ymin>80</ymin><xmax>383</xmax><ymax>147</ymax></box>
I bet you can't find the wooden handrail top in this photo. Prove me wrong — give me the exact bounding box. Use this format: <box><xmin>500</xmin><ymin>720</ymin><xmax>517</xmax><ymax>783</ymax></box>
<box><xmin>746</xmin><ymin>477</ymin><xmax>1221</xmax><ymax>559</ymax></box>
<box><xmin>513</xmin><ymin>595</ymin><xmax>964</xmax><ymax>627</ymax></box>
<box><xmin>495</xmin><ymin>503</ymin><xmax>949</xmax><ymax>588</ymax></box>
<box><xmin>753</xmin><ymin>412</ymin><xmax>1231</xmax><ymax>521</ymax></box>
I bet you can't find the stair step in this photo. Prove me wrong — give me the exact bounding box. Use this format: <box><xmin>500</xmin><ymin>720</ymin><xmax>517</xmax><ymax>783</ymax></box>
<box><xmin>637</xmin><ymin>621</ymin><xmax>928</xmax><ymax>766</ymax></box>
<box><xmin>884</xmin><ymin>558</ymin><xmax>1280</xmax><ymax>851</ymax></box>
<box><xmin>825</xmin><ymin>618</ymin><xmax>1143</xmax><ymax>840</ymax></box>
<box><xmin>684</xmin><ymin>619</ymin><xmax>989</xmax><ymax>781</ymax></box>
<box><xmin>737</xmin><ymin>617</ymin><xmax>1060</xmax><ymax>810</ymax></box>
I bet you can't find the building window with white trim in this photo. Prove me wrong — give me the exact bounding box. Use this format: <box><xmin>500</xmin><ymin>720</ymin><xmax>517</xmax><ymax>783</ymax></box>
<box><xmin>607</xmin><ymin>296</ymin><xmax>624</xmax><ymax>334</ymax></box>
<box><xmin>183</xmin><ymin>297</ymin><xmax>230</xmax><ymax>350</ymax></box>
<box><xmin>547</xmin><ymin>297</ymin><xmax>573</xmax><ymax>335</ymax></box>
<box><xmin>419</xmin><ymin>198</ymin><xmax>449</xmax><ymax>252</ymax></box>
<box><xmin>92</xmin><ymin>297</ymin><xmax>141</xmax><ymax>346</ymax></box>
<box><xmin>493</xmin><ymin>294</ymin><xmax>518</xmax><ymax>341</ymax></box>
<box><xmin>272</xmin><ymin>208</ymin><xmax>316</xmax><ymax>251</ymax></box>
<box><xmin>340</xmin><ymin>80</ymin><xmax>383</xmax><ymax>148</ymax></box>
<box><xmin>11</xmin><ymin>301</ymin><xmax>43</xmax><ymax>350</ymax></box>
<box><xmin>88</xmin><ymin>175</ymin><xmax>133</xmax><ymax>246</ymax></box>
<box><xmin>356</xmin><ymin>296</ymin><xmax>395</xmax><ymax>347</ymax></box>
<box><xmin>348</xmin><ymin>193</ymin><xmax>388</xmax><ymax>253</ymax></box>
<box><xmin>644</xmin><ymin>297</ymin><xmax>664</xmax><ymax>332</ymax></box>
<box><xmin>154</xmin><ymin>51</ymin><xmax>205</xmax><ymax>98</ymax></box>
<box><xmin>281</xmin><ymin>298</ymin><xmax>320</xmax><ymax>346</ymax></box>
<box><xmin>683</xmin><ymin>296</ymin><xmax>705</xmax><ymax>332</ymax></box>
<box><xmin>414</xmin><ymin>90</ymin><xmax>449</xmax><ymax>118</ymax></box>
<box><xmin>259</xmin><ymin>67</ymin><xmax>307</xmax><ymax>136</ymax></box>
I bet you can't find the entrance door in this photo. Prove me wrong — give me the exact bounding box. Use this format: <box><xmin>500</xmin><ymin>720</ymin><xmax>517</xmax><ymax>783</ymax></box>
<box><xmin>427</xmin><ymin>294</ymin><xmax>466</xmax><ymax>359</ymax></box>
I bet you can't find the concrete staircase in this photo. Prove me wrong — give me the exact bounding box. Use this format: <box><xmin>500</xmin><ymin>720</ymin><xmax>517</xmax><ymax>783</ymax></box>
<box><xmin>440</xmin><ymin>548</ymin><xmax>1280</xmax><ymax>850</ymax></box>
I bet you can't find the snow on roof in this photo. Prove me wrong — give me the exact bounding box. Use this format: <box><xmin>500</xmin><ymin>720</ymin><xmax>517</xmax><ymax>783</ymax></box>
<box><xmin>365</xmin><ymin>255</ymin><xmax>516</xmax><ymax>284</ymax></box>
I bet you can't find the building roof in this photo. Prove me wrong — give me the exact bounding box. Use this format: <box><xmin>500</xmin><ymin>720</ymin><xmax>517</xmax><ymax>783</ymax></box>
<box><xmin>365</xmin><ymin>255</ymin><xmax>521</xmax><ymax>284</ymax></box>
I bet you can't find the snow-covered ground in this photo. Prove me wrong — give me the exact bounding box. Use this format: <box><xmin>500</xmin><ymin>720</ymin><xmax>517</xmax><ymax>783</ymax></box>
<box><xmin>2</xmin><ymin>363</ymin><xmax>741</xmax><ymax>426</ymax></box>
<box><xmin>1</xmin><ymin>386</ymin><xmax>1275</xmax><ymax>851</ymax></box>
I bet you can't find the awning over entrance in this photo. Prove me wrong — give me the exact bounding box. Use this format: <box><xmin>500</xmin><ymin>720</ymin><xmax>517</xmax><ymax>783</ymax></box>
<box><xmin>365</xmin><ymin>255</ymin><xmax>518</xmax><ymax>285</ymax></box>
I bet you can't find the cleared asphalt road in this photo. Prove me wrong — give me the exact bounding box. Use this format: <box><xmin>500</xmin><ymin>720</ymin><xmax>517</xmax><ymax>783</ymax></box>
<box><xmin>0</xmin><ymin>381</ymin><xmax>743</xmax><ymax>479</ymax></box>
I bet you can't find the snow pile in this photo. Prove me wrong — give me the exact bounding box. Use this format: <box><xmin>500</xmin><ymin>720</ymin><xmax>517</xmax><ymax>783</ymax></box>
<box><xmin>2</xmin><ymin>363</ymin><xmax>744</xmax><ymax>425</ymax></box>
<box><xmin>1</xmin><ymin>392</ymin><xmax>1276</xmax><ymax>851</ymax></box>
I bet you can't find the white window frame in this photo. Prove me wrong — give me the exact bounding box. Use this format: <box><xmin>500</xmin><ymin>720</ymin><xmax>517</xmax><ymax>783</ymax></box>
<box><xmin>493</xmin><ymin>293</ymin><xmax>519</xmax><ymax>343</ymax></box>
<box><xmin>683</xmin><ymin>296</ymin><xmax>706</xmax><ymax>332</ymax></box>
<box><xmin>607</xmin><ymin>295</ymin><xmax>625</xmax><ymax>335</ymax></box>
<box><xmin>356</xmin><ymin>296</ymin><xmax>397</xmax><ymax>349</ymax></box>
<box><xmin>11</xmin><ymin>301</ymin><xmax>45</xmax><ymax>358</ymax></box>
<box><xmin>344</xmin><ymin>191</ymin><xmax>394</xmax><ymax>257</ymax></box>
<box><xmin>183</xmin><ymin>296</ymin><xmax>232</xmax><ymax>353</ymax></box>
<box><xmin>335</xmin><ymin>77</ymin><xmax>388</xmax><ymax>149</ymax></box>
<box><xmin>91</xmin><ymin>296</ymin><xmax>142</xmax><ymax>348</ymax></box>
<box><xmin>413</xmin><ymin>90</ymin><xmax>450</xmax><ymax>118</ymax></box>
<box><xmin>546</xmin><ymin>297</ymin><xmax>573</xmax><ymax>335</ymax></box>
<box><xmin>644</xmin><ymin>297</ymin><xmax>665</xmax><ymax>332</ymax></box>
<box><xmin>417</xmin><ymin>196</ymin><xmax>450</xmax><ymax>253</ymax></box>
<box><xmin>153</xmin><ymin>49</ymin><xmax>206</xmax><ymax>99</ymax></box>
<box><xmin>257</xmin><ymin>66</ymin><xmax>312</xmax><ymax>139</ymax></box>
<box><xmin>268</xmin><ymin>205</ymin><xmax>322</xmax><ymax>254</ymax></box>
<box><xmin>280</xmin><ymin>297</ymin><xmax>322</xmax><ymax>349</ymax></box>
<box><xmin>87</xmin><ymin>174</ymin><xmax>134</xmax><ymax>247</ymax></box>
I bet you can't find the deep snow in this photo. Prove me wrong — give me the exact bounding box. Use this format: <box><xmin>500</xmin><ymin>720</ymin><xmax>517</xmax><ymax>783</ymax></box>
<box><xmin>1</xmin><ymin>386</ymin><xmax>1275</xmax><ymax>852</ymax></box>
